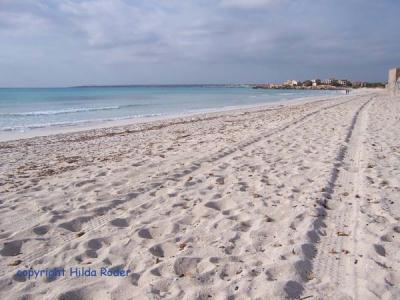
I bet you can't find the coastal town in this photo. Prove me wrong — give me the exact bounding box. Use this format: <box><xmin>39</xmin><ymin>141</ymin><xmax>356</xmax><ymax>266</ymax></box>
<box><xmin>253</xmin><ymin>78</ymin><xmax>386</xmax><ymax>90</ymax></box>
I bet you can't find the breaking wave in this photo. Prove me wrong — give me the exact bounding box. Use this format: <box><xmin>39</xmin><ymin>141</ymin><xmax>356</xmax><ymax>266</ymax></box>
<box><xmin>0</xmin><ymin>104</ymin><xmax>149</xmax><ymax>117</ymax></box>
<box><xmin>0</xmin><ymin>113</ymin><xmax>163</xmax><ymax>132</ymax></box>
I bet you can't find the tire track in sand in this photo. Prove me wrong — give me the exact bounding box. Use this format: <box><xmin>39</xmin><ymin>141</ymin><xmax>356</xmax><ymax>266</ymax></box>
<box><xmin>286</xmin><ymin>97</ymin><xmax>372</xmax><ymax>299</ymax></box>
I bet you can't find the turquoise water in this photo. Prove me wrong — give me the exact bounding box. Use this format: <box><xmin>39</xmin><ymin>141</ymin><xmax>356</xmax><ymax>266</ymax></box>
<box><xmin>0</xmin><ymin>86</ymin><xmax>338</xmax><ymax>133</ymax></box>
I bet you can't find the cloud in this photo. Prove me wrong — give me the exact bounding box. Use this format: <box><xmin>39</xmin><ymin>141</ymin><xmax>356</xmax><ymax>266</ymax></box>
<box><xmin>57</xmin><ymin>0</ymin><xmax>236</xmax><ymax>63</ymax></box>
<box><xmin>219</xmin><ymin>0</ymin><xmax>282</xmax><ymax>9</ymax></box>
<box><xmin>0</xmin><ymin>0</ymin><xmax>399</xmax><ymax>86</ymax></box>
<box><xmin>59</xmin><ymin>0</ymin><xmax>161</xmax><ymax>48</ymax></box>
<box><xmin>0</xmin><ymin>12</ymin><xmax>48</xmax><ymax>35</ymax></box>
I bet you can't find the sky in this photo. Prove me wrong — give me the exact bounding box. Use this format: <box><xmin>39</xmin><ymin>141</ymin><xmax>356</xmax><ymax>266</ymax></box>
<box><xmin>0</xmin><ymin>0</ymin><xmax>399</xmax><ymax>87</ymax></box>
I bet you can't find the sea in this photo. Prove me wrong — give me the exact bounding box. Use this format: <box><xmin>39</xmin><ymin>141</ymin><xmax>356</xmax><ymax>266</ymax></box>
<box><xmin>0</xmin><ymin>86</ymin><xmax>340</xmax><ymax>140</ymax></box>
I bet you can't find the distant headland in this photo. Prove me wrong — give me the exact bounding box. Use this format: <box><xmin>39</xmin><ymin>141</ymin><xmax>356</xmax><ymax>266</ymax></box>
<box><xmin>252</xmin><ymin>78</ymin><xmax>386</xmax><ymax>90</ymax></box>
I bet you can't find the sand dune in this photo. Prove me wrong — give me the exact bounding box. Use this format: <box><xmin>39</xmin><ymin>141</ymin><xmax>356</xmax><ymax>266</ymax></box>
<box><xmin>0</xmin><ymin>90</ymin><xmax>399</xmax><ymax>299</ymax></box>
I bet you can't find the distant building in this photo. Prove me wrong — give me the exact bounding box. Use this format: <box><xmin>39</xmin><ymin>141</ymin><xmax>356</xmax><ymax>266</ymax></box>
<box><xmin>284</xmin><ymin>80</ymin><xmax>299</xmax><ymax>86</ymax></box>
<box><xmin>338</xmin><ymin>79</ymin><xmax>351</xmax><ymax>87</ymax></box>
<box><xmin>351</xmin><ymin>81</ymin><xmax>362</xmax><ymax>88</ymax></box>
<box><xmin>322</xmin><ymin>78</ymin><xmax>338</xmax><ymax>85</ymax></box>
<box><xmin>269</xmin><ymin>83</ymin><xmax>281</xmax><ymax>88</ymax></box>
<box><xmin>322</xmin><ymin>78</ymin><xmax>353</xmax><ymax>87</ymax></box>
<box><xmin>351</xmin><ymin>81</ymin><xmax>367</xmax><ymax>88</ymax></box>
<box><xmin>311</xmin><ymin>79</ymin><xmax>321</xmax><ymax>87</ymax></box>
<box><xmin>388</xmin><ymin>68</ymin><xmax>400</xmax><ymax>96</ymax></box>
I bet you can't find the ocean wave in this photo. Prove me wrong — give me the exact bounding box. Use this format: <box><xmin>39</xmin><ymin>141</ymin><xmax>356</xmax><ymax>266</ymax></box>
<box><xmin>278</xmin><ymin>93</ymin><xmax>296</xmax><ymax>96</ymax></box>
<box><xmin>0</xmin><ymin>104</ymin><xmax>149</xmax><ymax>116</ymax></box>
<box><xmin>0</xmin><ymin>113</ymin><xmax>163</xmax><ymax>132</ymax></box>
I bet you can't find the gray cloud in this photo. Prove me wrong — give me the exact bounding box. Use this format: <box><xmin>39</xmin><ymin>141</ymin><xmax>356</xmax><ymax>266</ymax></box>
<box><xmin>219</xmin><ymin>0</ymin><xmax>283</xmax><ymax>9</ymax></box>
<box><xmin>0</xmin><ymin>0</ymin><xmax>399</xmax><ymax>86</ymax></box>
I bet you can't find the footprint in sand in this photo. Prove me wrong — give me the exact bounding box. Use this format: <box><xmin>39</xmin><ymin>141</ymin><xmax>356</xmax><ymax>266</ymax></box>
<box><xmin>149</xmin><ymin>241</ymin><xmax>178</xmax><ymax>258</ymax></box>
<box><xmin>373</xmin><ymin>244</ymin><xmax>386</xmax><ymax>257</ymax></box>
<box><xmin>33</xmin><ymin>225</ymin><xmax>50</xmax><ymax>235</ymax></box>
<box><xmin>138</xmin><ymin>228</ymin><xmax>153</xmax><ymax>239</ymax></box>
<box><xmin>173</xmin><ymin>257</ymin><xmax>202</xmax><ymax>276</ymax></box>
<box><xmin>110</xmin><ymin>218</ymin><xmax>130</xmax><ymax>228</ymax></box>
<box><xmin>0</xmin><ymin>240</ymin><xmax>24</xmax><ymax>256</ymax></box>
<box><xmin>59</xmin><ymin>216</ymin><xmax>92</xmax><ymax>232</ymax></box>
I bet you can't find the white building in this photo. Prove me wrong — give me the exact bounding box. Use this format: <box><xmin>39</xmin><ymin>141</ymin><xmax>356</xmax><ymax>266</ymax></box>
<box><xmin>338</xmin><ymin>79</ymin><xmax>350</xmax><ymax>87</ymax></box>
<box><xmin>322</xmin><ymin>78</ymin><xmax>334</xmax><ymax>85</ymax></box>
<box><xmin>284</xmin><ymin>80</ymin><xmax>299</xmax><ymax>86</ymax></box>
<box><xmin>311</xmin><ymin>79</ymin><xmax>321</xmax><ymax>87</ymax></box>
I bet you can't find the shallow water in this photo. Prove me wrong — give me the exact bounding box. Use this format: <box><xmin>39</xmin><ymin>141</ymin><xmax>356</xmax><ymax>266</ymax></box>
<box><xmin>0</xmin><ymin>86</ymin><xmax>339</xmax><ymax>134</ymax></box>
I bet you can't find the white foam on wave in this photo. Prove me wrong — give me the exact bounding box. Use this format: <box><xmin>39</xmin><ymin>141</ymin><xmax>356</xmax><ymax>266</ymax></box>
<box><xmin>0</xmin><ymin>113</ymin><xmax>163</xmax><ymax>132</ymax></box>
<box><xmin>0</xmin><ymin>104</ymin><xmax>150</xmax><ymax>116</ymax></box>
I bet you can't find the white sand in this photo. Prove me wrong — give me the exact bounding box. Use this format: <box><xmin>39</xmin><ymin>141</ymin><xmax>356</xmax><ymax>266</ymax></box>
<box><xmin>0</xmin><ymin>90</ymin><xmax>399</xmax><ymax>300</ymax></box>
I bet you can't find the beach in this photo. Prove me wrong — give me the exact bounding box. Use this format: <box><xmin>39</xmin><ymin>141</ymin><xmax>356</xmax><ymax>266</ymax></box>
<box><xmin>0</xmin><ymin>86</ymin><xmax>339</xmax><ymax>142</ymax></box>
<box><xmin>0</xmin><ymin>89</ymin><xmax>399</xmax><ymax>299</ymax></box>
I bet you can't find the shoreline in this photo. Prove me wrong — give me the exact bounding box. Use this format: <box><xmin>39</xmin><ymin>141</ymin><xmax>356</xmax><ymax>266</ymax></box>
<box><xmin>0</xmin><ymin>90</ymin><xmax>346</xmax><ymax>143</ymax></box>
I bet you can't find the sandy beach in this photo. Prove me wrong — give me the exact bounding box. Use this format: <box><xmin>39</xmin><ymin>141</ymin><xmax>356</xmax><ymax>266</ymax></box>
<box><xmin>0</xmin><ymin>90</ymin><xmax>399</xmax><ymax>299</ymax></box>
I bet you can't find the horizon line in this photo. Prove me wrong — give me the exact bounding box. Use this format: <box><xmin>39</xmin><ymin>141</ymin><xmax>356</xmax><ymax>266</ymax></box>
<box><xmin>0</xmin><ymin>80</ymin><xmax>387</xmax><ymax>89</ymax></box>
